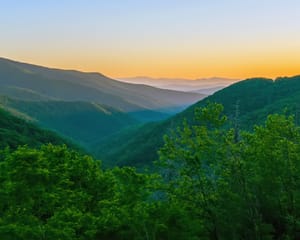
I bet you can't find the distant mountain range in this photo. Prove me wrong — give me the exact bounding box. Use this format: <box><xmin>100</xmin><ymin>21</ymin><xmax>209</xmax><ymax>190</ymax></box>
<box><xmin>0</xmin><ymin>58</ymin><xmax>205</xmax><ymax>112</ymax></box>
<box><xmin>117</xmin><ymin>76</ymin><xmax>239</xmax><ymax>94</ymax></box>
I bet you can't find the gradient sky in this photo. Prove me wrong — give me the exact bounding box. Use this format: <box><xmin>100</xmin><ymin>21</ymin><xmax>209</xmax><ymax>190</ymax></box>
<box><xmin>1</xmin><ymin>0</ymin><xmax>300</xmax><ymax>79</ymax></box>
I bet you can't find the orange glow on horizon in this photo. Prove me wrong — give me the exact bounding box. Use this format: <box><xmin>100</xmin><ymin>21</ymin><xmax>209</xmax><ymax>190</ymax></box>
<box><xmin>4</xmin><ymin>47</ymin><xmax>300</xmax><ymax>81</ymax></box>
<box><xmin>2</xmin><ymin>1</ymin><xmax>300</xmax><ymax>82</ymax></box>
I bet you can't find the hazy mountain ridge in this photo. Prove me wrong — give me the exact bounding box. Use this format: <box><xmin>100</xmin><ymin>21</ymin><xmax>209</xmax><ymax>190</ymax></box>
<box><xmin>0</xmin><ymin>57</ymin><xmax>205</xmax><ymax>112</ymax></box>
<box><xmin>118</xmin><ymin>76</ymin><xmax>239</xmax><ymax>93</ymax></box>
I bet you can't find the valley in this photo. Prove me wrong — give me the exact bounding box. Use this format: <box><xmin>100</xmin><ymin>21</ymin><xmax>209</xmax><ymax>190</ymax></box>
<box><xmin>1</xmin><ymin>58</ymin><xmax>300</xmax><ymax>239</ymax></box>
<box><xmin>2</xmin><ymin>58</ymin><xmax>300</xmax><ymax>169</ymax></box>
<box><xmin>0</xmin><ymin>57</ymin><xmax>210</xmax><ymax>152</ymax></box>
<box><xmin>96</xmin><ymin>75</ymin><xmax>300</xmax><ymax>167</ymax></box>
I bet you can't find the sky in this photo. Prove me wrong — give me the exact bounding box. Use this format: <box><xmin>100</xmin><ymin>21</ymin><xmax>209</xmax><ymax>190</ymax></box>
<box><xmin>1</xmin><ymin>0</ymin><xmax>300</xmax><ymax>79</ymax></box>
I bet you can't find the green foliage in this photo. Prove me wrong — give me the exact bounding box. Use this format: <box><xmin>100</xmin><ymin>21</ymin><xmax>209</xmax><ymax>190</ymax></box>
<box><xmin>3</xmin><ymin>102</ymin><xmax>300</xmax><ymax>239</ymax></box>
<box><xmin>157</xmin><ymin>102</ymin><xmax>300</xmax><ymax>239</ymax></box>
<box><xmin>1</xmin><ymin>145</ymin><xmax>100</xmax><ymax>239</ymax></box>
<box><xmin>0</xmin><ymin>144</ymin><xmax>167</xmax><ymax>239</ymax></box>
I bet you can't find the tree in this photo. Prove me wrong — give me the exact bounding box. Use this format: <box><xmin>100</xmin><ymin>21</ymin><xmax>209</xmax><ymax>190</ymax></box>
<box><xmin>157</xmin><ymin>103</ymin><xmax>300</xmax><ymax>239</ymax></box>
<box><xmin>242</xmin><ymin>114</ymin><xmax>300</xmax><ymax>239</ymax></box>
<box><xmin>0</xmin><ymin>145</ymin><xmax>108</xmax><ymax>239</ymax></box>
<box><xmin>158</xmin><ymin>103</ymin><xmax>231</xmax><ymax>239</ymax></box>
<box><xmin>0</xmin><ymin>144</ymin><xmax>163</xmax><ymax>239</ymax></box>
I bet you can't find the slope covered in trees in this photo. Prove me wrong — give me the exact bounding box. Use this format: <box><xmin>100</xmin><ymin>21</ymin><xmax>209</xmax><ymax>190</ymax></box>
<box><xmin>2</xmin><ymin>103</ymin><xmax>300</xmax><ymax>239</ymax></box>
<box><xmin>96</xmin><ymin>75</ymin><xmax>300</xmax><ymax>167</ymax></box>
<box><xmin>0</xmin><ymin>97</ymin><xmax>139</xmax><ymax>149</ymax></box>
<box><xmin>0</xmin><ymin>107</ymin><xmax>78</xmax><ymax>150</ymax></box>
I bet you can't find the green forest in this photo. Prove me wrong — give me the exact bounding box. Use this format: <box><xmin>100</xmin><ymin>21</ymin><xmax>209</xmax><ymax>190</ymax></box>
<box><xmin>1</xmin><ymin>103</ymin><xmax>300</xmax><ymax>239</ymax></box>
<box><xmin>96</xmin><ymin>76</ymin><xmax>300</xmax><ymax>168</ymax></box>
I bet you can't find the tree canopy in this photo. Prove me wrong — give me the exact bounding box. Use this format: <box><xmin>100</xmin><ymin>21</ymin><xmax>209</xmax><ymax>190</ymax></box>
<box><xmin>2</xmin><ymin>103</ymin><xmax>300</xmax><ymax>239</ymax></box>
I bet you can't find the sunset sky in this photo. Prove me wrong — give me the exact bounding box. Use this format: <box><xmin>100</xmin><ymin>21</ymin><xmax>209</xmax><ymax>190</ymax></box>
<box><xmin>1</xmin><ymin>0</ymin><xmax>300</xmax><ymax>79</ymax></box>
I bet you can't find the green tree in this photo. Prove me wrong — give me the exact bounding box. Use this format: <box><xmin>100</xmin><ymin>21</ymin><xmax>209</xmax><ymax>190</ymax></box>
<box><xmin>242</xmin><ymin>114</ymin><xmax>300</xmax><ymax>239</ymax></box>
<box><xmin>158</xmin><ymin>103</ymin><xmax>230</xmax><ymax>239</ymax></box>
<box><xmin>157</xmin><ymin>103</ymin><xmax>300</xmax><ymax>239</ymax></box>
<box><xmin>0</xmin><ymin>144</ymin><xmax>163</xmax><ymax>239</ymax></box>
<box><xmin>0</xmin><ymin>145</ymin><xmax>119</xmax><ymax>239</ymax></box>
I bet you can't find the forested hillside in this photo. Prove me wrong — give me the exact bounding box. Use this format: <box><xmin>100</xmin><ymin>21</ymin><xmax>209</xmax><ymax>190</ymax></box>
<box><xmin>0</xmin><ymin>107</ymin><xmax>78</xmax><ymax>150</ymax></box>
<box><xmin>0</xmin><ymin>97</ymin><xmax>138</xmax><ymax>148</ymax></box>
<box><xmin>2</xmin><ymin>103</ymin><xmax>300</xmax><ymax>239</ymax></box>
<box><xmin>96</xmin><ymin>76</ymin><xmax>300</xmax><ymax>167</ymax></box>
